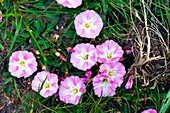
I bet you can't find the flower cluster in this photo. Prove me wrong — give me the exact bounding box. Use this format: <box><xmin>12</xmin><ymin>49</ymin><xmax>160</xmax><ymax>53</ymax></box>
<box><xmin>7</xmin><ymin>0</ymin><xmax>139</xmax><ymax>107</ymax></box>
<box><xmin>94</xmin><ymin>62</ymin><xmax>126</xmax><ymax>97</ymax></box>
<box><xmin>8</xmin><ymin>51</ymin><xmax>86</xmax><ymax>104</ymax></box>
<box><xmin>69</xmin><ymin>39</ymin><xmax>126</xmax><ymax>97</ymax></box>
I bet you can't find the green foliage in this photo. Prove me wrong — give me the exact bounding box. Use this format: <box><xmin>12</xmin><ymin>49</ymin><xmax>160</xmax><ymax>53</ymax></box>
<box><xmin>160</xmin><ymin>90</ymin><xmax>170</xmax><ymax>113</ymax></box>
<box><xmin>0</xmin><ymin>0</ymin><xmax>169</xmax><ymax>112</ymax></box>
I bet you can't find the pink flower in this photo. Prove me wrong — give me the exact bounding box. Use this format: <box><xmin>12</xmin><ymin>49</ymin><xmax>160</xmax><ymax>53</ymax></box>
<box><xmin>80</xmin><ymin>70</ymin><xmax>92</xmax><ymax>83</ymax></box>
<box><xmin>70</xmin><ymin>43</ymin><xmax>98</xmax><ymax>71</ymax></box>
<box><xmin>67</xmin><ymin>47</ymin><xmax>75</xmax><ymax>52</ymax></box>
<box><xmin>0</xmin><ymin>11</ymin><xmax>2</xmax><ymax>22</ymax></box>
<box><xmin>8</xmin><ymin>51</ymin><xmax>37</xmax><ymax>78</ymax></box>
<box><xmin>99</xmin><ymin>62</ymin><xmax>126</xmax><ymax>87</ymax></box>
<box><xmin>141</xmin><ymin>109</ymin><xmax>157</xmax><ymax>113</ymax></box>
<box><xmin>31</xmin><ymin>71</ymin><xmax>59</xmax><ymax>98</ymax></box>
<box><xmin>125</xmin><ymin>76</ymin><xmax>134</xmax><ymax>89</ymax></box>
<box><xmin>85</xmin><ymin>70</ymin><xmax>92</xmax><ymax>78</ymax></box>
<box><xmin>96</xmin><ymin>40</ymin><xmax>124</xmax><ymax>63</ymax></box>
<box><xmin>56</xmin><ymin>0</ymin><xmax>82</xmax><ymax>8</ymax></box>
<box><xmin>60</xmin><ymin>55</ymin><xmax>67</xmax><ymax>62</ymax></box>
<box><xmin>59</xmin><ymin>76</ymin><xmax>86</xmax><ymax>105</ymax></box>
<box><xmin>125</xmin><ymin>49</ymin><xmax>133</xmax><ymax>55</ymax></box>
<box><xmin>93</xmin><ymin>74</ymin><xmax>117</xmax><ymax>97</ymax></box>
<box><xmin>74</xmin><ymin>10</ymin><xmax>103</xmax><ymax>38</ymax></box>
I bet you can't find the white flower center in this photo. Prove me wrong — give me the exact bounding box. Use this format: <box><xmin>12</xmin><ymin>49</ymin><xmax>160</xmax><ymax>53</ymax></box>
<box><xmin>108</xmin><ymin>71</ymin><xmax>113</xmax><ymax>77</ymax></box>
<box><xmin>102</xmin><ymin>78</ymin><xmax>108</xmax><ymax>83</ymax></box>
<box><xmin>84</xmin><ymin>23</ymin><xmax>90</xmax><ymax>29</ymax></box>
<box><xmin>107</xmin><ymin>54</ymin><xmax>112</xmax><ymax>59</ymax></box>
<box><xmin>72</xmin><ymin>88</ymin><xmax>78</xmax><ymax>94</ymax></box>
<box><xmin>19</xmin><ymin>60</ymin><xmax>26</xmax><ymax>67</ymax></box>
<box><xmin>44</xmin><ymin>83</ymin><xmax>50</xmax><ymax>89</ymax></box>
<box><xmin>82</xmin><ymin>54</ymin><xmax>88</xmax><ymax>60</ymax></box>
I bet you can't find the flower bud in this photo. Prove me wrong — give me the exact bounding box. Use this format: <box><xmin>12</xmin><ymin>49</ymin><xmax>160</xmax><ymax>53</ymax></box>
<box><xmin>125</xmin><ymin>76</ymin><xmax>134</xmax><ymax>89</ymax></box>
<box><xmin>125</xmin><ymin>50</ymin><xmax>133</xmax><ymax>55</ymax></box>
<box><xmin>55</xmin><ymin>52</ymin><xmax>61</xmax><ymax>57</ymax></box>
<box><xmin>67</xmin><ymin>47</ymin><xmax>75</xmax><ymax>52</ymax></box>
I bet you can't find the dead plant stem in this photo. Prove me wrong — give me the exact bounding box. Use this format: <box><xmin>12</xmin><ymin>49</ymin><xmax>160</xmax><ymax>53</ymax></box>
<box><xmin>142</xmin><ymin>0</ymin><xmax>151</xmax><ymax>61</ymax></box>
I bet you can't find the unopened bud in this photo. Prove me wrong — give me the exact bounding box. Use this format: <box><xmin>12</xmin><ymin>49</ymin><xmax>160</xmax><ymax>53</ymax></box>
<box><xmin>55</xmin><ymin>34</ymin><xmax>60</xmax><ymax>40</ymax></box>
<box><xmin>65</xmin><ymin>68</ymin><xmax>68</xmax><ymax>75</ymax></box>
<box><xmin>85</xmin><ymin>71</ymin><xmax>92</xmax><ymax>78</ymax></box>
<box><xmin>67</xmin><ymin>47</ymin><xmax>75</xmax><ymax>52</ymax></box>
<box><xmin>42</xmin><ymin>65</ymin><xmax>46</xmax><ymax>71</ymax></box>
<box><xmin>35</xmin><ymin>50</ymin><xmax>40</xmax><ymax>55</ymax></box>
<box><xmin>60</xmin><ymin>55</ymin><xmax>67</xmax><ymax>62</ymax></box>
<box><xmin>60</xmin><ymin>61</ymin><xmax>63</xmax><ymax>65</ymax></box>
<box><xmin>29</xmin><ymin>38</ymin><xmax>32</xmax><ymax>43</ymax></box>
<box><xmin>55</xmin><ymin>52</ymin><xmax>60</xmax><ymax>57</ymax></box>
<box><xmin>57</xmin><ymin>48</ymin><xmax>61</xmax><ymax>51</ymax></box>
<box><xmin>125</xmin><ymin>50</ymin><xmax>133</xmax><ymax>55</ymax></box>
<box><xmin>104</xmin><ymin>35</ymin><xmax>109</xmax><ymax>40</ymax></box>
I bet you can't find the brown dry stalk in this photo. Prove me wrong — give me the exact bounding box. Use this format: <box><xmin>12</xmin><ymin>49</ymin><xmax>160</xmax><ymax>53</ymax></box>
<box><xmin>142</xmin><ymin>0</ymin><xmax>151</xmax><ymax>61</ymax></box>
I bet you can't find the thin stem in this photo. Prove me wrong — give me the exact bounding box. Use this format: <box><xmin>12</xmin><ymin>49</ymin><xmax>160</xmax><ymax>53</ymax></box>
<box><xmin>142</xmin><ymin>0</ymin><xmax>151</xmax><ymax>60</ymax></box>
<box><xmin>23</xmin><ymin>19</ymin><xmax>48</xmax><ymax>69</ymax></box>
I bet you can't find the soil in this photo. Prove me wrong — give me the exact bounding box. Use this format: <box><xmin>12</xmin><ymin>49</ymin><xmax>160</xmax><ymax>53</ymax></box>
<box><xmin>0</xmin><ymin>12</ymin><xmax>169</xmax><ymax>113</ymax></box>
<box><xmin>120</xmin><ymin>22</ymin><xmax>170</xmax><ymax>90</ymax></box>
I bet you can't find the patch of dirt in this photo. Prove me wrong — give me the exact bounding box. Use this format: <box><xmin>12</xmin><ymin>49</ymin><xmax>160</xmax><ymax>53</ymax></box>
<box><xmin>121</xmin><ymin>22</ymin><xmax>170</xmax><ymax>89</ymax></box>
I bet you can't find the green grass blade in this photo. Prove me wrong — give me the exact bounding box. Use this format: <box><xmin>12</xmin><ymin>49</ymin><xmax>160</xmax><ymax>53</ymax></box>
<box><xmin>13</xmin><ymin>78</ymin><xmax>23</xmax><ymax>102</ymax></box>
<box><xmin>8</xmin><ymin>17</ymin><xmax>22</xmax><ymax>55</ymax></box>
<box><xmin>160</xmin><ymin>90</ymin><xmax>170</xmax><ymax>113</ymax></box>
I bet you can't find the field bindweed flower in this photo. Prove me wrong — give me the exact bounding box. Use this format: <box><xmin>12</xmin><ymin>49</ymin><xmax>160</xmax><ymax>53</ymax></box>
<box><xmin>99</xmin><ymin>62</ymin><xmax>126</xmax><ymax>87</ymax></box>
<box><xmin>125</xmin><ymin>76</ymin><xmax>134</xmax><ymax>89</ymax></box>
<box><xmin>141</xmin><ymin>109</ymin><xmax>157</xmax><ymax>113</ymax></box>
<box><xmin>0</xmin><ymin>11</ymin><xmax>2</xmax><ymax>22</ymax></box>
<box><xmin>8</xmin><ymin>51</ymin><xmax>37</xmax><ymax>78</ymax></box>
<box><xmin>56</xmin><ymin>0</ymin><xmax>82</xmax><ymax>8</ymax></box>
<box><xmin>74</xmin><ymin>10</ymin><xmax>103</xmax><ymax>38</ymax></box>
<box><xmin>70</xmin><ymin>43</ymin><xmax>98</xmax><ymax>71</ymax></box>
<box><xmin>31</xmin><ymin>71</ymin><xmax>59</xmax><ymax>98</ymax></box>
<box><xmin>96</xmin><ymin>40</ymin><xmax>124</xmax><ymax>63</ymax></box>
<box><xmin>93</xmin><ymin>74</ymin><xmax>117</xmax><ymax>97</ymax></box>
<box><xmin>59</xmin><ymin>76</ymin><xmax>86</xmax><ymax>105</ymax></box>
<box><xmin>80</xmin><ymin>70</ymin><xmax>92</xmax><ymax>83</ymax></box>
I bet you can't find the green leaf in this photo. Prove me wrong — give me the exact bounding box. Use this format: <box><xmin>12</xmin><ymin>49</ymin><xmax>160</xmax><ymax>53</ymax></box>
<box><xmin>0</xmin><ymin>43</ymin><xmax>4</xmax><ymax>50</ymax></box>
<box><xmin>45</xmin><ymin>20</ymin><xmax>59</xmax><ymax>34</ymax></box>
<box><xmin>3</xmin><ymin>72</ymin><xmax>11</xmax><ymax>77</ymax></box>
<box><xmin>88</xmin><ymin>2</ymin><xmax>100</xmax><ymax>9</ymax></box>
<box><xmin>21</xmin><ymin>32</ymin><xmax>30</xmax><ymax>39</ymax></box>
<box><xmin>102</xmin><ymin>0</ymin><xmax>108</xmax><ymax>14</ymax></box>
<box><xmin>34</xmin><ymin>3</ymin><xmax>45</xmax><ymax>9</ymax></box>
<box><xmin>3</xmin><ymin>0</ymin><xmax>11</xmax><ymax>10</ymax></box>
<box><xmin>47</xmin><ymin>60</ymin><xmax>60</xmax><ymax>67</ymax></box>
<box><xmin>6</xmin><ymin>84</ymin><xmax>12</xmax><ymax>96</ymax></box>
<box><xmin>63</xmin><ymin>30</ymin><xmax>75</xmax><ymax>38</ymax></box>
<box><xmin>8</xmin><ymin>18</ymin><xmax>22</xmax><ymax>55</ymax></box>
<box><xmin>34</xmin><ymin>20</ymin><xmax>41</xmax><ymax>29</ymax></box>
<box><xmin>38</xmin><ymin>39</ymin><xmax>50</xmax><ymax>49</ymax></box>
<box><xmin>45</xmin><ymin>14</ymin><xmax>58</xmax><ymax>19</ymax></box>
<box><xmin>4</xmin><ymin>77</ymin><xmax>12</xmax><ymax>84</ymax></box>
<box><xmin>160</xmin><ymin>90</ymin><xmax>170</xmax><ymax>113</ymax></box>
